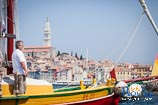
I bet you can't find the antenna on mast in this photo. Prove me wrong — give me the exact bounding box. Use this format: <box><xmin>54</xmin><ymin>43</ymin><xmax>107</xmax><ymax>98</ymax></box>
<box><xmin>86</xmin><ymin>48</ymin><xmax>88</xmax><ymax>69</ymax></box>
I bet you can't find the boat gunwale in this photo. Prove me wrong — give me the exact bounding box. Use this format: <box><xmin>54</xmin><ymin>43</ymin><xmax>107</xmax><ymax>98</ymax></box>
<box><xmin>0</xmin><ymin>86</ymin><xmax>114</xmax><ymax>100</ymax></box>
<box><xmin>53</xmin><ymin>93</ymin><xmax>115</xmax><ymax>105</ymax></box>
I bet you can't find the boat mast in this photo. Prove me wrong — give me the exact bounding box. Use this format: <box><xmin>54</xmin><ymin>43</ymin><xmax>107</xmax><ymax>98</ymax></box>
<box><xmin>139</xmin><ymin>0</ymin><xmax>158</xmax><ymax>36</ymax></box>
<box><xmin>7</xmin><ymin>0</ymin><xmax>15</xmax><ymax>74</ymax></box>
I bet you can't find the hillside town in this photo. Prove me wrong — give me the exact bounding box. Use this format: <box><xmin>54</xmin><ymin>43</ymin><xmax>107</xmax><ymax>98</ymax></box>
<box><xmin>0</xmin><ymin>1</ymin><xmax>158</xmax><ymax>105</ymax></box>
<box><xmin>24</xmin><ymin>47</ymin><xmax>152</xmax><ymax>83</ymax></box>
<box><xmin>21</xmin><ymin>17</ymin><xmax>152</xmax><ymax>84</ymax></box>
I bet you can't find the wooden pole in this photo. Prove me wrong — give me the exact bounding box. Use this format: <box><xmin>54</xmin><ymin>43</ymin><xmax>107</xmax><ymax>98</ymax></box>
<box><xmin>7</xmin><ymin>0</ymin><xmax>14</xmax><ymax>74</ymax></box>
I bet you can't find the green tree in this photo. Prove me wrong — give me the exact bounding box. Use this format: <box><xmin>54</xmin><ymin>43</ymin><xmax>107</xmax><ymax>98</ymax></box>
<box><xmin>71</xmin><ymin>51</ymin><xmax>73</xmax><ymax>56</ymax></box>
<box><xmin>75</xmin><ymin>53</ymin><xmax>79</xmax><ymax>59</ymax></box>
<box><xmin>80</xmin><ymin>54</ymin><xmax>83</xmax><ymax>60</ymax></box>
<box><xmin>57</xmin><ymin>51</ymin><xmax>61</xmax><ymax>56</ymax></box>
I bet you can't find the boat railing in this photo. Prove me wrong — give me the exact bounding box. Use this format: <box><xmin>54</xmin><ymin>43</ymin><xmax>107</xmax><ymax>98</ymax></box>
<box><xmin>124</xmin><ymin>76</ymin><xmax>158</xmax><ymax>83</ymax></box>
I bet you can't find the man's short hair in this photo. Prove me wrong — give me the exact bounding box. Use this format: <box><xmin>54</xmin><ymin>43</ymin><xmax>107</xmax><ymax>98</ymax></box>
<box><xmin>15</xmin><ymin>40</ymin><xmax>23</xmax><ymax>49</ymax></box>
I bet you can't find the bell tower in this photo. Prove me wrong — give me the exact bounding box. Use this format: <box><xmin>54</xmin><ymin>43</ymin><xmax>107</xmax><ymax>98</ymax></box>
<box><xmin>44</xmin><ymin>17</ymin><xmax>51</xmax><ymax>46</ymax></box>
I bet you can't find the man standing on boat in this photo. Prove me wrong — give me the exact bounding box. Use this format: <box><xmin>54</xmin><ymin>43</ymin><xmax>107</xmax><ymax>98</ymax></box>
<box><xmin>12</xmin><ymin>40</ymin><xmax>28</xmax><ymax>95</ymax></box>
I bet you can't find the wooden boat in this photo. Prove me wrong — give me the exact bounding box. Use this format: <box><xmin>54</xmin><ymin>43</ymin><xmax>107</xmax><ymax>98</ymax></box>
<box><xmin>0</xmin><ymin>0</ymin><xmax>120</xmax><ymax>105</ymax></box>
<box><xmin>0</xmin><ymin>77</ymin><xmax>120</xmax><ymax>105</ymax></box>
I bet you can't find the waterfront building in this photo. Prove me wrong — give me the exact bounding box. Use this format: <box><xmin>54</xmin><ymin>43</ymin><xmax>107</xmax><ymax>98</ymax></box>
<box><xmin>131</xmin><ymin>64</ymin><xmax>152</xmax><ymax>78</ymax></box>
<box><xmin>73</xmin><ymin>65</ymin><xmax>83</xmax><ymax>81</ymax></box>
<box><xmin>55</xmin><ymin>66</ymin><xmax>73</xmax><ymax>82</ymax></box>
<box><xmin>115</xmin><ymin>64</ymin><xmax>132</xmax><ymax>81</ymax></box>
<box><xmin>115</xmin><ymin>63</ymin><xmax>152</xmax><ymax>81</ymax></box>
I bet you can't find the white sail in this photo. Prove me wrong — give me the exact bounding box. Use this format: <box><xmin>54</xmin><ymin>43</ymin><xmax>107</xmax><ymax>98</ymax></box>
<box><xmin>0</xmin><ymin>0</ymin><xmax>7</xmax><ymax>67</ymax></box>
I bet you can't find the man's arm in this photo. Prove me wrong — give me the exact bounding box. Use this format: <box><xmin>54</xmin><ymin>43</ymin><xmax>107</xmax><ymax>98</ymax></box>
<box><xmin>20</xmin><ymin>62</ymin><xmax>28</xmax><ymax>75</ymax></box>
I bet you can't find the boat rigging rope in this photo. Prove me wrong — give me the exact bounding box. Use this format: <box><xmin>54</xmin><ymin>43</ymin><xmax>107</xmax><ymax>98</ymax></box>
<box><xmin>116</xmin><ymin>0</ymin><xmax>158</xmax><ymax>64</ymax></box>
<box><xmin>139</xmin><ymin>0</ymin><xmax>158</xmax><ymax>37</ymax></box>
<box><xmin>116</xmin><ymin>13</ymin><xmax>145</xmax><ymax>63</ymax></box>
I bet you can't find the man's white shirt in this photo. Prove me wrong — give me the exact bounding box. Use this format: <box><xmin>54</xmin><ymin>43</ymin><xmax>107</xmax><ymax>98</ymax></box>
<box><xmin>12</xmin><ymin>49</ymin><xmax>27</xmax><ymax>75</ymax></box>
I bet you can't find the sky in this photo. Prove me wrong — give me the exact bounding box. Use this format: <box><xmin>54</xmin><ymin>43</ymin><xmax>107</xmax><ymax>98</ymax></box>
<box><xmin>17</xmin><ymin>0</ymin><xmax>158</xmax><ymax>64</ymax></box>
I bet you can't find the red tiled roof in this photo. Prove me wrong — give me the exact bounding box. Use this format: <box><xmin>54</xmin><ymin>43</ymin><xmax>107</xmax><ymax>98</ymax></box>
<box><xmin>23</xmin><ymin>46</ymin><xmax>52</xmax><ymax>53</ymax></box>
<box><xmin>23</xmin><ymin>49</ymin><xmax>50</xmax><ymax>53</ymax></box>
<box><xmin>24</xmin><ymin>46</ymin><xmax>52</xmax><ymax>49</ymax></box>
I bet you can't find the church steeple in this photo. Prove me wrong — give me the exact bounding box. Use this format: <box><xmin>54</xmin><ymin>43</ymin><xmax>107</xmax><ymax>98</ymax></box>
<box><xmin>44</xmin><ymin>17</ymin><xmax>51</xmax><ymax>46</ymax></box>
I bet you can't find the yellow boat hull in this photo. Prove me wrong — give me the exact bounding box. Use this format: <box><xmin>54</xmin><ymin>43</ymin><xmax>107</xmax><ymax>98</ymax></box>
<box><xmin>0</xmin><ymin>86</ymin><xmax>119</xmax><ymax>105</ymax></box>
<box><xmin>0</xmin><ymin>77</ymin><xmax>119</xmax><ymax>105</ymax></box>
